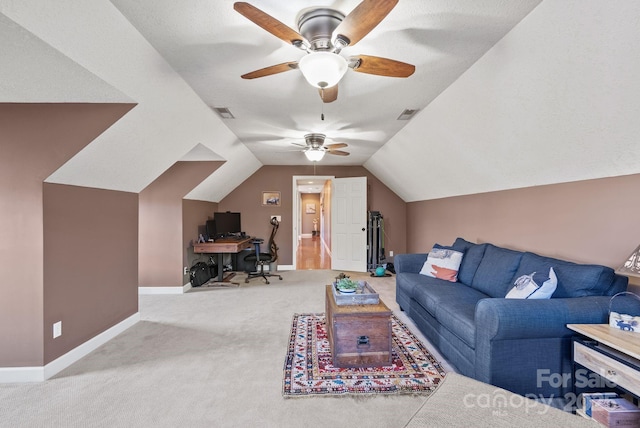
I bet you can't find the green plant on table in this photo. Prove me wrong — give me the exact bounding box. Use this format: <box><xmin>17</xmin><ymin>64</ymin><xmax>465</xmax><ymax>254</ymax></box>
<box><xmin>336</xmin><ymin>277</ymin><xmax>359</xmax><ymax>290</ymax></box>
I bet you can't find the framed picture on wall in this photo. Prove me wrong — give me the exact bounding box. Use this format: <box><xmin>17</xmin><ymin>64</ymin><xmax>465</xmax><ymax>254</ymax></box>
<box><xmin>305</xmin><ymin>203</ymin><xmax>316</xmax><ymax>214</ymax></box>
<box><xmin>262</xmin><ymin>191</ymin><xmax>281</xmax><ymax>206</ymax></box>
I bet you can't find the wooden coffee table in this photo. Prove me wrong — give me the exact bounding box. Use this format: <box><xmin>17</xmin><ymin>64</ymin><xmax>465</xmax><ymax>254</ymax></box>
<box><xmin>325</xmin><ymin>284</ymin><xmax>392</xmax><ymax>368</ymax></box>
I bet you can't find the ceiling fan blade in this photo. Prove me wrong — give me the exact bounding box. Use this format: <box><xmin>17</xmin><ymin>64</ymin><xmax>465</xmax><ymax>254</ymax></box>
<box><xmin>350</xmin><ymin>54</ymin><xmax>415</xmax><ymax>77</ymax></box>
<box><xmin>318</xmin><ymin>85</ymin><xmax>338</xmax><ymax>103</ymax></box>
<box><xmin>333</xmin><ymin>0</ymin><xmax>398</xmax><ymax>47</ymax></box>
<box><xmin>291</xmin><ymin>142</ymin><xmax>307</xmax><ymax>148</ymax></box>
<box><xmin>234</xmin><ymin>2</ymin><xmax>306</xmax><ymax>46</ymax></box>
<box><xmin>241</xmin><ymin>62</ymin><xmax>298</xmax><ymax>79</ymax></box>
<box><xmin>326</xmin><ymin>149</ymin><xmax>350</xmax><ymax>156</ymax></box>
<box><xmin>324</xmin><ymin>143</ymin><xmax>348</xmax><ymax>150</ymax></box>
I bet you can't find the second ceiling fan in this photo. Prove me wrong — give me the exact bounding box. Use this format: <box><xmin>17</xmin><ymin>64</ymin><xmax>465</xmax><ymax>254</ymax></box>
<box><xmin>293</xmin><ymin>133</ymin><xmax>349</xmax><ymax>161</ymax></box>
<box><xmin>234</xmin><ymin>0</ymin><xmax>415</xmax><ymax>103</ymax></box>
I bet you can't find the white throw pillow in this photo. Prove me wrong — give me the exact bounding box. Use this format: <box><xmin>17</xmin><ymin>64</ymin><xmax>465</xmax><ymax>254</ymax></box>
<box><xmin>505</xmin><ymin>267</ymin><xmax>557</xmax><ymax>299</ymax></box>
<box><xmin>419</xmin><ymin>247</ymin><xmax>464</xmax><ymax>282</ymax></box>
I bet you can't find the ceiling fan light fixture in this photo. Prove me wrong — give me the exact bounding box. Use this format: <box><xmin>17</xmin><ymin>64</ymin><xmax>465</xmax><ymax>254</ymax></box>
<box><xmin>298</xmin><ymin>52</ymin><xmax>348</xmax><ymax>89</ymax></box>
<box><xmin>304</xmin><ymin>148</ymin><xmax>326</xmax><ymax>162</ymax></box>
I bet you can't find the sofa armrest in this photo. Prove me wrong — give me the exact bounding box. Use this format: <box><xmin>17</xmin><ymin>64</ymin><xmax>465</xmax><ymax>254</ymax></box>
<box><xmin>475</xmin><ymin>296</ymin><xmax>611</xmax><ymax>341</ymax></box>
<box><xmin>394</xmin><ymin>253</ymin><xmax>428</xmax><ymax>274</ymax></box>
<box><xmin>474</xmin><ymin>296</ymin><xmax>612</xmax><ymax>395</ymax></box>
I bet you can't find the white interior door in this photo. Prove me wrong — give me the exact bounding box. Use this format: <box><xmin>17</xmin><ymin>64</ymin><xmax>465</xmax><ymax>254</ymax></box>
<box><xmin>331</xmin><ymin>176</ymin><xmax>367</xmax><ymax>272</ymax></box>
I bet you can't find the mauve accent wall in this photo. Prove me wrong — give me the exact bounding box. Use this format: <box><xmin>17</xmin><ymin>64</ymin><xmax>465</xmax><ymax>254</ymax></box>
<box><xmin>0</xmin><ymin>103</ymin><xmax>134</xmax><ymax>367</ymax></box>
<box><xmin>182</xmin><ymin>199</ymin><xmax>218</xmax><ymax>282</ymax></box>
<box><xmin>139</xmin><ymin>161</ymin><xmax>222</xmax><ymax>287</ymax></box>
<box><xmin>219</xmin><ymin>165</ymin><xmax>406</xmax><ymax>265</ymax></box>
<box><xmin>43</xmin><ymin>184</ymin><xmax>138</xmax><ymax>364</ymax></box>
<box><xmin>406</xmin><ymin>174</ymin><xmax>640</xmax><ymax>287</ymax></box>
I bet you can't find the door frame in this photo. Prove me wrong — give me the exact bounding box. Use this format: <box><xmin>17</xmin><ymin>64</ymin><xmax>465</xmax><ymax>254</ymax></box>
<box><xmin>291</xmin><ymin>175</ymin><xmax>334</xmax><ymax>269</ymax></box>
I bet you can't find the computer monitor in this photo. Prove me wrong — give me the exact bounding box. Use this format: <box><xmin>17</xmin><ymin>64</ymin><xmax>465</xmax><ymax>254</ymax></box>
<box><xmin>213</xmin><ymin>212</ymin><xmax>241</xmax><ymax>237</ymax></box>
<box><xmin>205</xmin><ymin>219</ymin><xmax>216</xmax><ymax>240</ymax></box>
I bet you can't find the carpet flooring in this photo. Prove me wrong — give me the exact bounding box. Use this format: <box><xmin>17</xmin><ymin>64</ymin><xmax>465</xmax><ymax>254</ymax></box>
<box><xmin>283</xmin><ymin>313</ymin><xmax>446</xmax><ymax>397</ymax></box>
<box><xmin>0</xmin><ymin>270</ymin><xmax>592</xmax><ymax>427</ymax></box>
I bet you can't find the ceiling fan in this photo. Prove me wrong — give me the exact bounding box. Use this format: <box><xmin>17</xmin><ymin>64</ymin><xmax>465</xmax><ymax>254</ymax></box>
<box><xmin>292</xmin><ymin>133</ymin><xmax>350</xmax><ymax>161</ymax></box>
<box><xmin>234</xmin><ymin>0</ymin><xmax>415</xmax><ymax>103</ymax></box>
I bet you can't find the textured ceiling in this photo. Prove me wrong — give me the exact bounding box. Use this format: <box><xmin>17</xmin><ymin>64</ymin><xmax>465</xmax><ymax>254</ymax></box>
<box><xmin>4</xmin><ymin>1</ymin><xmax>640</xmax><ymax>204</ymax></box>
<box><xmin>109</xmin><ymin>0</ymin><xmax>543</xmax><ymax>166</ymax></box>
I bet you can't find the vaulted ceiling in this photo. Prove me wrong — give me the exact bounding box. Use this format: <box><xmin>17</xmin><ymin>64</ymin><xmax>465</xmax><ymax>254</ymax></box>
<box><xmin>2</xmin><ymin>1</ymin><xmax>640</xmax><ymax>202</ymax></box>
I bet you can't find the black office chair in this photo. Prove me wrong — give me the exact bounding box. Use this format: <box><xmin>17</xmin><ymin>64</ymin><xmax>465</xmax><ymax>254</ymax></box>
<box><xmin>244</xmin><ymin>217</ymin><xmax>283</xmax><ymax>284</ymax></box>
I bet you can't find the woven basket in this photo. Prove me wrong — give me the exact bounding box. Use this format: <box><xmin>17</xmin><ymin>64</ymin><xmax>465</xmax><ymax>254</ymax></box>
<box><xmin>609</xmin><ymin>291</ymin><xmax>640</xmax><ymax>333</ymax></box>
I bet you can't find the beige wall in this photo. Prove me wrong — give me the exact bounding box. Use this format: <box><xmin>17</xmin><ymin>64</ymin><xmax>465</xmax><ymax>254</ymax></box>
<box><xmin>406</xmin><ymin>173</ymin><xmax>640</xmax><ymax>288</ymax></box>
<box><xmin>43</xmin><ymin>184</ymin><xmax>138</xmax><ymax>364</ymax></box>
<box><xmin>0</xmin><ymin>103</ymin><xmax>134</xmax><ymax>366</ymax></box>
<box><xmin>301</xmin><ymin>193</ymin><xmax>321</xmax><ymax>234</ymax></box>
<box><xmin>139</xmin><ymin>161</ymin><xmax>222</xmax><ymax>287</ymax></box>
<box><xmin>219</xmin><ymin>165</ymin><xmax>407</xmax><ymax>265</ymax></box>
<box><xmin>182</xmin><ymin>199</ymin><xmax>218</xmax><ymax>280</ymax></box>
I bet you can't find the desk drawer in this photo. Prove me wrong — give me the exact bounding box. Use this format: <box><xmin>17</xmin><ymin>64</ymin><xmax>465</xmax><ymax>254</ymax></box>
<box><xmin>574</xmin><ymin>342</ymin><xmax>640</xmax><ymax>396</ymax></box>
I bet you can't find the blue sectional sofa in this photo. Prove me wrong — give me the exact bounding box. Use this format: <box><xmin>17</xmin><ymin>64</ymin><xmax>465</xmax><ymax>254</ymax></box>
<box><xmin>395</xmin><ymin>237</ymin><xmax>628</xmax><ymax>397</ymax></box>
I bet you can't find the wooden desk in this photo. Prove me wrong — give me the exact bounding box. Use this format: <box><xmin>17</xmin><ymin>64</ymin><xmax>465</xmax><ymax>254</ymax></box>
<box><xmin>193</xmin><ymin>237</ymin><xmax>253</xmax><ymax>284</ymax></box>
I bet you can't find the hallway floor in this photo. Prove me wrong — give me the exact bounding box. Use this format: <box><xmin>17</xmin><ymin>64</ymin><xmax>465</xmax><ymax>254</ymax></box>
<box><xmin>295</xmin><ymin>236</ymin><xmax>331</xmax><ymax>270</ymax></box>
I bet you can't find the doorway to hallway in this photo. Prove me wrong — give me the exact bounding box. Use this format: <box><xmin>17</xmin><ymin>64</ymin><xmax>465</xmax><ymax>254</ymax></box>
<box><xmin>292</xmin><ymin>175</ymin><xmax>333</xmax><ymax>270</ymax></box>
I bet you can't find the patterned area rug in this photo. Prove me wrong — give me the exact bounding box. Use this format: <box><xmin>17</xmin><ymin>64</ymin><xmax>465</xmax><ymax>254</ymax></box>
<box><xmin>283</xmin><ymin>313</ymin><xmax>446</xmax><ymax>397</ymax></box>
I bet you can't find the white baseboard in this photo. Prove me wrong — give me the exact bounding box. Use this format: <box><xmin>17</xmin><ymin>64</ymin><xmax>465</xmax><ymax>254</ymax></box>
<box><xmin>0</xmin><ymin>312</ymin><xmax>140</xmax><ymax>383</ymax></box>
<box><xmin>141</xmin><ymin>271</ymin><xmax>296</xmax><ymax>295</ymax></box>
<box><xmin>138</xmin><ymin>286</ymin><xmax>185</xmax><ymax>295</ymax></box>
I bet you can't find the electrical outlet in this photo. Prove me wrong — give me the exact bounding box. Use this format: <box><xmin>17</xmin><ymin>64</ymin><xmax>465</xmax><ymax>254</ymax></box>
<box><xmin>53</xmin><ymin>321</ymin><xmax>62</xmax><ymax>338</ymax></box>
<box><xmin>183</xmin><ymin>266</ymin><xmax>188</xmax><ymax>275</ymax></box>
<box><xmin>389</xmin><ymin>250</ymin><xmax>394</xmax><ymax>257</ymax></box>
<box><xmin>271</xmin><ymin>215</ymin><xmax>281</xmax><ymax>222</ymax></box>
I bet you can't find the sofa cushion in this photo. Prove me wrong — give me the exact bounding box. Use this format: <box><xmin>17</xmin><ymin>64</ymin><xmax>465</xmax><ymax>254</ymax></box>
<box><xmin>514</xmin><ymin>252</ymin><xmax>615</xmax><ymax>298</ymax></box>
<box><xmin>505</xmin><ymin>267</ymin><xmax>557</xmax><ymax>299</ymax></box>
<box><xmin>419</xmin><ymin>246</ymin><xmax>464</xmax><ymax>282</ymax></box>
<box><xmin>435</xmin><ymin>298</ymin><xmax>481</xmax><ymax>348</ymax></box>
<box><xmin>471</xmin><ymin>244</ymin><xmax>524</xmax><ymax>298</ymax></box>
<box><xmin>396</xmin><ymin>272</ymin><xmax>429</xmax><ymax>303</ymax></box>
<box><xmin>452</xmin><ymin>238</ymin><xmax>488</xmax><ymax>285</ymax></box>
<box><xmin>412</xmin><ymin>279</ymin><xmax>488</xmax><ymax>323</ymax></box>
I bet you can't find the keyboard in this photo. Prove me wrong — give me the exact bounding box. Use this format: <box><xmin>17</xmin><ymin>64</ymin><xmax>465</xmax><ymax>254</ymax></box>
<box><xmin>223</xmin><ymin>235</ymin><xmax>245</xmax><ymax>241</ymax></box>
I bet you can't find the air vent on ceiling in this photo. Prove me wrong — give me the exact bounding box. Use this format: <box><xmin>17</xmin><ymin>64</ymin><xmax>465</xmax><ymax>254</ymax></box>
<box><xmin>211</xmin><ymin>107</ymin><xmax>235</xmax><ymax>119</ymax></box>
<box><xmin>397</xmin><ymin>108</ymin><xmax>418</xmax><ymax>120</ymax></box>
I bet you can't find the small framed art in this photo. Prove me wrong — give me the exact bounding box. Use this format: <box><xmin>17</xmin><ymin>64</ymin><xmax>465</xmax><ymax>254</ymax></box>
<box><xmin>306</xmin><ymin>203</ymin><xmax>316</xmax><ymax>214</ymax></box>
<box><xmin>262</xmin><ymin>191</ymin><xmax>281</xmax><ymax>206</ymax></box>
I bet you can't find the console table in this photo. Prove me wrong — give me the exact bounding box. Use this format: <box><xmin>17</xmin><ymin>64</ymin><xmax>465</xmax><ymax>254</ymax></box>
<box><xmin>193</xmin><ymin>237</ymin><xmax>253</xmax><ymax>285</ymax></box>
<box><xmin>567</xmin><ymin>324</ymin><xmax>640</xmax><ymax>400</ymax></box>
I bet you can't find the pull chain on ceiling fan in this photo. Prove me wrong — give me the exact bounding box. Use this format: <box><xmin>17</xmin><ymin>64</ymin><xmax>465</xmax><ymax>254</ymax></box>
<box><xmin>233</xmin><ymin>0</ymin><xmax>415</xmax><ymax>103</ymax></box>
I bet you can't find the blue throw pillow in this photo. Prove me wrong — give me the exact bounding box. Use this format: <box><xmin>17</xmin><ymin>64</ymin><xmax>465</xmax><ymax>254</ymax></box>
<box><xmin>515</xmin><ymin>252</ymin><xmax>615</xmax><ymax>298</ymax></box>
<box><xmin>451</xmin><ymin>238</ymin><xmax>487</xmax><ymax>285</ymax></box>
<box><xmin>471</xmin><ymin>244</ymin><xmax>524</xmax><ymax>297</ymax></box>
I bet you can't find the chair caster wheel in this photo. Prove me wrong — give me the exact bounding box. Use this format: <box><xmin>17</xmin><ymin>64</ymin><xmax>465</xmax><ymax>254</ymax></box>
<box><xmin>265</xmin><ymin>280</ymin><xmax>270</xmax><ymax>284</ymax></box>
<box><xmin>278</xmin><ymin>276</ymin><xmax>282</xmax><ymax>280</ymax></box>
<box><xmin>245</xmin><ymin>278</ymin><xmax>249</xmax><ymax>283</ymax></box>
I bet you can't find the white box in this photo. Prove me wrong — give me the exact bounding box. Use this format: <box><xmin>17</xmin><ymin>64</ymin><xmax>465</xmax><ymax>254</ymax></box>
<box><xmin>592</xmin><ymin>398</ymin><xmax>640</xmax><ymax>427</ymax></box>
